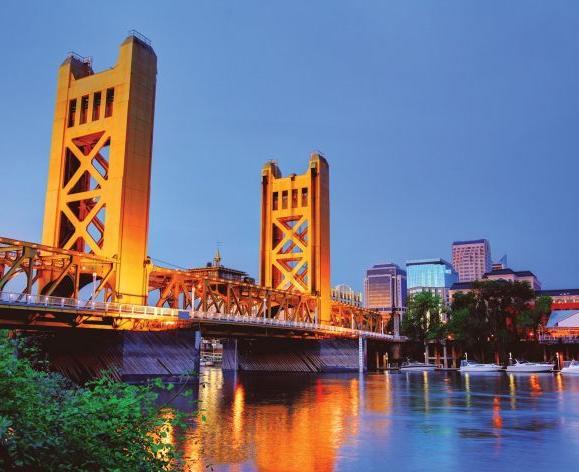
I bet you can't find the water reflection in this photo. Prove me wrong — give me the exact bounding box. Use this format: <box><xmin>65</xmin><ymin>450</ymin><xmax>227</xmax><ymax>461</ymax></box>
<box><xmin>163</xmin><ymin>369</ymin><xmax>579</xmax><ymax>472</ymax></box>
<box><xmin>492</xmin><ymin>396</ymin><xmax>503</xmax><ymax>430</ymax></box>
<box><xmin>508</xmin><ymin>374</ymin><xmax>517</xmax><ymax>409</ymax></box>
<box><xmin>529</xmin><ymin>374</ymin><xmax>543</xmax><ymax>396</ymax></box>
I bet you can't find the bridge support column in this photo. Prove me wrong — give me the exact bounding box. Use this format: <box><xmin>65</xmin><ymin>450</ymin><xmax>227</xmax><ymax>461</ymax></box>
<box><xmin>358</xmin><ymin>336</ymin><xmax>367</xmax><ymax>373</ymax></box>
<box><xmin>222</xmin><ymin>339</ymin><xmax>238</xmax><ymax>371</ymax></box>
<box><xmin>390</xmin><ymin>342</ymin><xmax>402</xmax><ymax>366</ymax></box>
<box><xmin>44</xmin><ymin>330</ymin><xmax>201</xmax><ymax>383</ymax></box>
<box><xmin>221</xmin><ymin>337</ymin><xmax>365</xmax><ymax>373</ymax></box>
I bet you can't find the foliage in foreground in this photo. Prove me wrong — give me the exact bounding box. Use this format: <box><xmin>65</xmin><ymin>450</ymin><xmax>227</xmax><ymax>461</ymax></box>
<box><xmin>0</xmin><ymin>330</ymin><xmax>185</xmax><ymax>471</ymax></box>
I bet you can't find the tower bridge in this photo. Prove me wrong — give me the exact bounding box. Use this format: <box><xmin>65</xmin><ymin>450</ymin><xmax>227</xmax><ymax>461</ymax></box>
<box><xmin>0</xmin><ymin>33</ymin><xmax>404</xmax><ymax>380</ymax></box>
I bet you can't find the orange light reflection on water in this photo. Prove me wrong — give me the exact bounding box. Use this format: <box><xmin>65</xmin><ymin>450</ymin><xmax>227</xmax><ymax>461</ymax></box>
<box><xmin>508</xmin><ymin>374</ymin><xmax>517</xmax><ymax>410</ymax></box>
<box><xmin>178</xmin><ymin>371</ymin><xmax>365</xmax><ymax>472</ymax></box>
<box><xmin>529</xmin><ymin>375</ymin><xmax>543</xmax><ymax>397</ymax></box>
<box><xmin>492</xmin><ymin>396</ymin><xmax>503</xmax><ymax>430</ymax></box>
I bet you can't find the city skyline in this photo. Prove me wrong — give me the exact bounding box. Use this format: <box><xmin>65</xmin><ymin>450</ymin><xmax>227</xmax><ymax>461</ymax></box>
<box><xmin>1</xmin><ymin>1</ymin><xmax>578</xmax><ymax>293</ymax></box>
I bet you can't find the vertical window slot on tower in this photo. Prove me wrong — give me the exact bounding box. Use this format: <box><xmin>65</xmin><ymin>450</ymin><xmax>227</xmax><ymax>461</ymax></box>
<box><xmin>79</xmin><ymin>95</ymin><xmax>89</xmax><ymax>124</ymax></box>
<box><xmin>105</xmin><ymin>87</ymin><xmax>115</xmax><ymax>117</ymax></box>
<box><xmin>92</xmin><ymin>91</ymin><xmax>101</xmax><ymax>121</ymax></box>
<box><xmin>272</xmin><ymin>192</ymin><xmax>279</xmax><ymax>211</ymax></box>
<box><xmin>282</xmin><ymin>190</ymin><xmax>288</xmax><ymax>209</ymax></box>
<box><xmin>301</xmin><ymin>188</ymin><xmax>308</xmax><ymax>207</ymax></box>
<box><xmin>292</xmin><ymin>189</ymin><xmax>298</xmax><ymax>208</ymax></box>
<box><xmin>67</xmin><ymin>99</ymin><xmax>77</xmax><ymax>128</ymax></box>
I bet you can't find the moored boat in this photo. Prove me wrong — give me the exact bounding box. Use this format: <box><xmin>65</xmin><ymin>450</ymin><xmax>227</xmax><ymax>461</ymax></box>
<box><xmin>561</xmin><ymin>360</ymin><xmax>579</xmax><ymax>375</ymax></box>
<box><xmin>459</xmin><ymin>360</ymin><xmax>503</xmax><ymax>372</ymax></box>
<box><xmin>506</xmin><ymin>360</ymin><xmax>553</xmax><ymax>373</ymax></box>
<box><xmin>400</xmin><ymin>361</ymin><xmax>438</xmax><ymax>371</ymax></box>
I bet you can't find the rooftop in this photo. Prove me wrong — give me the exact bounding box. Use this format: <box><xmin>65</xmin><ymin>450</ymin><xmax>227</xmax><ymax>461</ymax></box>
<box><xmin>406</xmin><ymin>258</ymin><xmax>453</xmax><ymax>267</ymax></box>
<box><xmin>538</xmin><ymin>289</ymin><xmax>579</xmax><ymax>297</ymax></box>
<box><xmin>452</xmin><ymin>239</ymin><xmax>488</xmax><ymax>246</ymax></box>
<box><xmin>546</xmin><ymin>310</ymin><xmax>579</xmax><ymax>328</ymax></box>
<box><xmin>483</xmin><ymin>268</ymin><xmax>537</xmax><ymax>278</ymax></box>
<box><xmin>450</xmin><ymin>282</ymin><xmax>474</xmax><ymax>290</ymax></box>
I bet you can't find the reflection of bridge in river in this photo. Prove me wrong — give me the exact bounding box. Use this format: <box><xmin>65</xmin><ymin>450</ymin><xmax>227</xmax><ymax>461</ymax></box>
<box><xmin>176</xmin><ymin>370</ymin><xmax>393</xmax><ymax>472</ymax></box>
<box><xmin>170</xmin><ymin>371</ymin><xmax>579</xmax><ymax>471</ymax></box>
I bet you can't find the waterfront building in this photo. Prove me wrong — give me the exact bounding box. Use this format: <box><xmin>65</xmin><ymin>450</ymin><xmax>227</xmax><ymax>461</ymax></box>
<box><xmin>448</xmin><ymin>267</ymin><xmax>541</xmax><ymax>300</ymax></box>
<box><xmin>484</xmin><ymin>268</ymin><xmax>541</xmax><ymax>290</ymax></box>
<box><xmin>452</xmin><ymin>239</ymin><xmax>492</xmax><ymax>282</ymax></box>
<box><xmin>332</xmin><ymin>284</ymin><xmax>362</xmax><ymax>307</ymax></box>
<box><xmin>538</xmin><ymin>289</ymin><xmax>579</xmax><ymax>360</ymax></box>
<box><xmin>537</xmin><ymin>288</ymin><xmax>579</xmax><ymax>308</ymax></box>
<box><xmin>406</xmin><ymin>258</ymin><xmax>458</xmax><ymax>304</ymax></box>
<box><xmin>363</xmin><ymin>263</ymin><xmax>407</xmax><ymax>315</ymax></box>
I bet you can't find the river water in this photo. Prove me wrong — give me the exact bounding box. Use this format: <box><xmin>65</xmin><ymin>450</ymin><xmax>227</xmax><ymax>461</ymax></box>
<box><xmin>167</xmin><ymin>368</ymin><xmax>579</xmax><ymax>472</ymax></box>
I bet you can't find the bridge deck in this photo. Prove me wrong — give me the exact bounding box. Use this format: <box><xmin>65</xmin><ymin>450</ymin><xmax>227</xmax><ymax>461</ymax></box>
<box><xmin>0</xmin><ymin>292</ymin><xmax>404</xmax><ymax>343</ymax></box>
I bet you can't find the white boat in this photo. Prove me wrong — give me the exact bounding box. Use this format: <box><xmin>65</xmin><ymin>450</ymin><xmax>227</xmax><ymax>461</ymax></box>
<box><xmin>400</xmin><ymin>361</ymin><xmax>437</xmax><ymax>371</ymax></box>
<box><xmin>459</xmin><ymin>360</ymin><xmax>503</xmax><ymax>372</ymax></box>
<box><xmin>506</xmin><ymin>360</ymin><xmax>553</xmax><ymax>373</ymax></box>
<box><xmin>561</xmin><ymin>360</ymin><xmax>579</xmax><ymax>375</ymax></box>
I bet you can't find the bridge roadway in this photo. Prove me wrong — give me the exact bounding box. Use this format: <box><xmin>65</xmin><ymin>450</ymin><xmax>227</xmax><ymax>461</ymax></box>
<box><xmin>0</xmin><ymin>291</ymin><xmax>404</xmax><ymax>343</ymax></box>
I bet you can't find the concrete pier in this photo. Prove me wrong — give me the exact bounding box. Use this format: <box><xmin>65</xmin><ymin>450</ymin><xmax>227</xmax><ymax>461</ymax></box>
<box><xmin>222</xmin><ymin>337</ymin><xmax>365</xmax><ymax>372</ymax></box>
<box><xmin>43</xmin><ymin>330</ymin><xmax>201</xmax><ymax>383</ymax></box>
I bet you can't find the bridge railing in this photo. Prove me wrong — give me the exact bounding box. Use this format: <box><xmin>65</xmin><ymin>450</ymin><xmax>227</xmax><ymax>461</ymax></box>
<box><xmin>0</xmin><ymin>292</ymin><xmax>177</xmax><ymax>318</ymax></box>
<box><xmin>0</xmin><ymin>291</ymin><xmax>404</xmax><ymax>341</ymax></box>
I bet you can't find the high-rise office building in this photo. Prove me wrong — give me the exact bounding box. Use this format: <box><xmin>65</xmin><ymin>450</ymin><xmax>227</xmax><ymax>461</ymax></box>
<box><xmin>452</xmin><ymin>239</ymin><xmax>492</xmax><ymax>282</ymax></box>
<box><xmin>364</xmin><ymin>263</ymin><xmax>407</xmax><ymax>314</ymax></box>
<box><xmin>406</xmin><ymin>258</ymin><xmax>458</xmax><ymax>304</ymax></box>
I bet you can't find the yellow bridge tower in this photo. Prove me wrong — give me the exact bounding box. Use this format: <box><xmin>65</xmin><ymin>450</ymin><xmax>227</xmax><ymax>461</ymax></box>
<box><xmin>259</xmin><ymin>153</ymin><xmax>331</xmax><ymax>322</ymax></box>
<box><xmin>41</xmin><ymin>32</ymin><xmax>157</xmax><ymax>303</ymax></box>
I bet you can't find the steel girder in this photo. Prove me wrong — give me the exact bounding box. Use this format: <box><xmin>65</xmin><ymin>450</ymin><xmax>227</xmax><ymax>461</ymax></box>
<box><xmin>149</xmin><ymin>266</ymin><xmax>387</xmax><ymax>333</ymax></box>
<box><xmin>148</xmin><ymin>267</ymin><xmax>319</xmax><ymax>323</ymax></box>
<box><xmin>0</xmin><ymin>237</ymin><xmax>114</xmax><ymax>300</ymax></box>
<box><xmin>330</xmin><ymin>302</ymin><xmax>387</xmax><ymax>334</ymax></box>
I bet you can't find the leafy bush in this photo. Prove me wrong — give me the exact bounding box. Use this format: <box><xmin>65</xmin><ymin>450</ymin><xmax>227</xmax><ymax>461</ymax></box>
<box><xmin>0</xmin><ymin>330</ymin><xmax>183</xmax><ymax>471</ymax></box>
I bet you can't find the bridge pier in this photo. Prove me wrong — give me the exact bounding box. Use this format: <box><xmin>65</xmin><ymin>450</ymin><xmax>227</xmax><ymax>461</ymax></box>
<box><xmin>222</xmin><ymin>336</ymin><xmax>370</xmax><ymax>373</ymax></box>
<box><xmin>43</xmin><ymin>330</ymin><xmax>201</xmax><ymax>384</ymax></box>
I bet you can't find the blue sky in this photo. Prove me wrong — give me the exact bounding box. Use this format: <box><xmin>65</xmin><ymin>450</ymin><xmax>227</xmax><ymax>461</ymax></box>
<box><xmin>1</xmin><ymin>1</ymin><xmax>578</xmax><ymax>291</ymax></box>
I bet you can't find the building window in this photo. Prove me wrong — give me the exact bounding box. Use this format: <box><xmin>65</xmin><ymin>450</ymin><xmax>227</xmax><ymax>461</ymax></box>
<box><xmin>292</xmin><ymin>189</ymin><xmax>298</xmax><ymax>208</ymax></box>
<box><xmin>281</xmin><ymin>190</ymin><xmax>288</xmax><ymax>209</ymax></box>
<box><xmin>67</xmin><ymin>99</ymin><xmax>77</xmax><ymax>128</ymax></box>
<box><xmin>272</xmin><ymin>192</ymin><xmax>279</xmax><ymax>211</ymax></box>
<box><xmin>79</xmin><ymin>95</ymin><xmax>89</xmax><ymax>124</ymax></box>
<box><xmin>105</xmin><ymin>87</ymin><xmax>115</xmax><ymax>117</ymax></box>
<box><xmin>92</xmin><ymin>91</ymin><xmax>101</xmax><ymax>121</ymax></box>
<box><xmin>301</xmin><ymin>188</ymin><xmax>308</xmax><ymax>207</ymax></box>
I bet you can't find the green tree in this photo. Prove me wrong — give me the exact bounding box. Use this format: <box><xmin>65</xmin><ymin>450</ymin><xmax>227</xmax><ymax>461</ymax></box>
<box><xmin>0</xmin><ymin>330</ymin><xmax>189</xmax><ymax>471</ymax></box>
<box><xmin>403</xmin><ymin>292</ymin><xmax>446</xmax><ymax>361</ymax></box>
<box><xmin>446</xmin><ymin>293</ymin><xmax>488</xmax><ymax>360</ymax></box>
<box><xmin>447</xmin><ymin>280</ymin><xmax>536</xmax><ymax>362</ymax></box>
<box><xmin>518</xmin><ymin>295</ymin><xmax>552</xmax><ymax>338</ymax></box>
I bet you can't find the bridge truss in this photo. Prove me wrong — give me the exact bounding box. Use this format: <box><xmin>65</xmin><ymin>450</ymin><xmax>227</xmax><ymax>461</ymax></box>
<box><xmin>0</xmin><ymin>238</ymin><xmax>390</xmax><ymax>336</ymax></box>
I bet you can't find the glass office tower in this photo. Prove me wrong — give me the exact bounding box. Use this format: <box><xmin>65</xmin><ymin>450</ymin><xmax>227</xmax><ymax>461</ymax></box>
<box><xmin>364</xmin><ymin>263</ymin><xmax>407</xmax><ymax>314</ymax></box>
<box><xmin>406</xmin><ymin>258</ymin><xmax>458</xmax><ymax>304</ymax></box>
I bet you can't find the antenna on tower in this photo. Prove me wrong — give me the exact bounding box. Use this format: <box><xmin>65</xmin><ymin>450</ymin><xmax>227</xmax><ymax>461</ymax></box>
<box><xmin>213</xmin><ymin>241</ymin><xmax>223</xmax><ymax>267</ymax></box>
